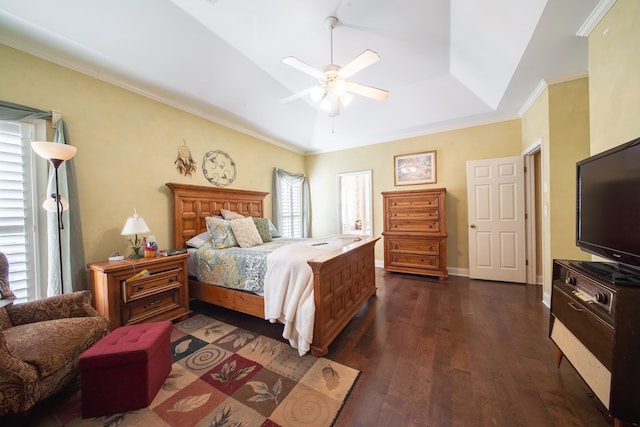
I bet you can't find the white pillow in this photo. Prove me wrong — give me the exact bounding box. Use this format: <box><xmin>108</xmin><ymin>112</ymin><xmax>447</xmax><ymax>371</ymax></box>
<box><xmin>229</xmin><ymin>217</ymin><xmax>263</xmax><ymax>248</ymax></box>
<box><xmin>220</xmin><ymin>209</ymin><xmax>245</xmax><ymax>220</ymax></box>
<box><xmin>186</xmin><ymin>231</ymin><xmax>211</xmax><ymax>248</ymax></box>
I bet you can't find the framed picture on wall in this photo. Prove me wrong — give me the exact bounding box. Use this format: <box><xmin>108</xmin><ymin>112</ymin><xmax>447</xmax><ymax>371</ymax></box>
<box><xmin>394</xmin><ymin>150</ymin><xmax>437</xmax><ymax>185</ymax></box>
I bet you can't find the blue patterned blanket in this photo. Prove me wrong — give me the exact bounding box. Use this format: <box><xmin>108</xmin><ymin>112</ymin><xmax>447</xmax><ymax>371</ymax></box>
<box><xmin>194</xmin><ymin>238</ymin><xmax>305</xmax><ymax>293</ymax></box>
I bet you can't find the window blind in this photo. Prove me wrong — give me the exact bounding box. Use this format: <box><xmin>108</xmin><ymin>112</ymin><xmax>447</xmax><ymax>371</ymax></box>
<box><xmin>0</xmin><ymin>121</ymin><xmax>33</xmax><ymax>302</ymax></box>
<box><xmin>279</xmin><ymin>178</ymin><xmax>303</xmax><ymax>238</ymax></box>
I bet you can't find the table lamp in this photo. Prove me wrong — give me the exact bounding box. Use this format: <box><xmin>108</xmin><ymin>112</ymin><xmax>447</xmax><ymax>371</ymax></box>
<box><xmin>120</xmin><ymin>209</ymin><xmax>150</xmax><ymax>258</ymax></box>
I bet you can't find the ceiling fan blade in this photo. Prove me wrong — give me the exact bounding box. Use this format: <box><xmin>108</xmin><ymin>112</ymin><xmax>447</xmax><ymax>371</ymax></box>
<box><xmin>282</xmin><ymin>57</ymin><xmax>324</xmax><ymax>80</ymax></box>
<box><xmin>280</xmin><ymin>87</ymin><xmax>315</xmax><ymax>104</ymax></box>
<box><xmin>338</xmin><ymin>49</ymin><xmax>380</xmax><ymax>79</ymax></box>
<box><xmin>347</xmin><ymin>81</ymin><xmax>389</xmax><ymax>101</ymax></box>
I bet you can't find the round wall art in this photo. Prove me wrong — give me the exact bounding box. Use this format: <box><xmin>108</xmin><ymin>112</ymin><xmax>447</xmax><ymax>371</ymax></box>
<box><xmin>202</xmin><ymin>150</ymin><xmax>237</xmax><ymax>187</ymax></box>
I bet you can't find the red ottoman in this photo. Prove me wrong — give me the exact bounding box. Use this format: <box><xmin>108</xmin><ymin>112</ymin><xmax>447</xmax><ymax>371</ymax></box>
<box><xmin>79</xmin><ymin>321</ymin><xmax>172</xmax><ymax>418</ymax></box>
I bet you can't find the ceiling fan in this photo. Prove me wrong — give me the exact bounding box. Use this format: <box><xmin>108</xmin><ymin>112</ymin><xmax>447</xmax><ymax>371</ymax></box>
<box><xmin>280</xmin><ymin>16</ymin><xmax>389</xmax><ymax>117</ymax></box>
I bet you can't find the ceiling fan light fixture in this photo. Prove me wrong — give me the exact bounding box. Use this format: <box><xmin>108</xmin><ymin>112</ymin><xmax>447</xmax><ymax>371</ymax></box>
<box><xmin>340</xmin><ymin>92</ymin><xmax>354</xmax><ymax>107</ymax></box>
<box><xmin>333</xmin><ymin>78</ymin><xmax>348</xmax><ymax>97</ymax></box>
<box><xmin>318</xmin><ymin>95</ymin><xmax>334</xmax><ymax>112</ymax></box>
<box><xmin>310</xmin><ymin>86</ymin><xmax>326</xmax><ymax>103</ymax></box>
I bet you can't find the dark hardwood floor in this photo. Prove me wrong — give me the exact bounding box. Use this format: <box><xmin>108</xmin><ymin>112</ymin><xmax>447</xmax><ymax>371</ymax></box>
<box><xmin>197</xmin><ymin>268</ymin><xmax>615</xmax><ymax>427</ymax></box>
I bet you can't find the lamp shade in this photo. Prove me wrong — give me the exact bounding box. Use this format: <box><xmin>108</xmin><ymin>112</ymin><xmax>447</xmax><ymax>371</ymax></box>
<box><xmin>120</xmin><ymin>209</ymin><xmax>150</xmax><ymax>236</ymax></box>
<box><xmin>31</xmin><ymin>141</ymin><xmax>77</xmax><ymax>161</ymax></box>
<box><xmin>43</xmin><ymin>195</ymin><xmax>69</xmax><ymax>212</ymax></box>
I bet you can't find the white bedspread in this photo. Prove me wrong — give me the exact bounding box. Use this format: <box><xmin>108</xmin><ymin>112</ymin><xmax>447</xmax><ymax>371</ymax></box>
<box><xmin>263</xmin><ymin>235</ymin><xmax>362</xmax><ymax>356</ymax></box>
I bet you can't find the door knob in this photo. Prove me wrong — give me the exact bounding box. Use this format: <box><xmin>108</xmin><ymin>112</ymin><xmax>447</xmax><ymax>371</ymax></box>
<box><xmin>470</xmin><ymin>224</ymin><xmax>477</xmax><ymax>228</ymax></box>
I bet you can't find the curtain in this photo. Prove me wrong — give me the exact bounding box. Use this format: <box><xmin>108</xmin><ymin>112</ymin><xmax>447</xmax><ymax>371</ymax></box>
<box><xmin>0</xmin><ymin>101</ymin><xmax>85</xmax><ymax>296</ymax></box>
<box><xmin>272</xmin><ymin>167</ymin><xmax>310</xmax><ymax>238</ymax></box>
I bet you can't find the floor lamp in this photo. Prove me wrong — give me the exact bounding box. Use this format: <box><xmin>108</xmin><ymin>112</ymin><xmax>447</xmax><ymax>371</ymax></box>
<box><xmin>31</xmin><ymin>141</ymin><xmax>77</xmax><ymax>295</ymax></box>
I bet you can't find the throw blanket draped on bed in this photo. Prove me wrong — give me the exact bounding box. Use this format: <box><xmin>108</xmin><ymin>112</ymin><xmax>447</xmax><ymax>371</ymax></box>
<box><xmin>264</xmin><ymin>235</ymin><xmax>363</xmax><ymax>356</ymax></box>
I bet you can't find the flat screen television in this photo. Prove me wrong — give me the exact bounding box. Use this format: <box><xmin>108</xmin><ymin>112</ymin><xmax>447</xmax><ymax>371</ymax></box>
<box><xmin>576</xmin><ymin>136</ymin><xmax>640</xmax><ymax>277</ymax></box>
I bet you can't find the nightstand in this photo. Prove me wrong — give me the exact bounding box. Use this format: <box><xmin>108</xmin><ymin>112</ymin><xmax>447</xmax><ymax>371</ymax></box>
<box><xmin>87</xmin><ymin>253</ymin><xmax>191</xmax><ymax>331</ymax></box>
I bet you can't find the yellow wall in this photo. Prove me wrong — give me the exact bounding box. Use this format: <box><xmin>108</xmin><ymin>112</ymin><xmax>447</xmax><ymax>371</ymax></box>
<box><xmin>0</xmin><ymin>44</ymin><xmax>305</xmax><ymax>265</ymax></box>
<box><xmin>521</xmin><ymin>78</ymin><xmax>591</xmax><ymax>298</ymax></box>
<box><xmin>589</xmin><ymin>0</ymin><xmax>640</xmax><ymax>152</ymax></box>
<box><xmin>547</xmin><ymin>78</ymin><xmax>591</xmax><ymax>263</ymax></box>
<box><xmin>306</xmin><ymin>120</ymin><xmax>522</xmax><ymax>270</ymax></box>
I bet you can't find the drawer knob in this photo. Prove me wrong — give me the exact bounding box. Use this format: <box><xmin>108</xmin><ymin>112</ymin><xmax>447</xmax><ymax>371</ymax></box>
<box><xmin>137</xmin><ymin>285</ymin><xmax>145</xmax><ymax>290</ymax></box>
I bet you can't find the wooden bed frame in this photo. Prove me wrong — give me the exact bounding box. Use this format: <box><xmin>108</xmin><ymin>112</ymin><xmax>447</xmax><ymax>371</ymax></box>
<box><xmin>166</xmin><ymin>182</ymin><xmax>379</xmax><ymax>356</ymax></box>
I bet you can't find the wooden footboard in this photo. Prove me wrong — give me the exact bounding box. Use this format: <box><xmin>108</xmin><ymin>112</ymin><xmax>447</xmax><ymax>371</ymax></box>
<box><xmin>166</xmin><ymin>182</ymin><xmax>379</xmax><ymax>356</ymax></box>
<box><xmin>309</xmin><ymin>236</ymin><xmax>379</xmax><ymax>356</ymax></box>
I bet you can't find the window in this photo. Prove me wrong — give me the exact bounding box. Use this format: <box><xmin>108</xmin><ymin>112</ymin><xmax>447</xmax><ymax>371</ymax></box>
<box><xmin>0</xmin><ymin>120</ymin><xmax>45</xmax><ymax>303</ymax></box>
<box><xmin>272</xmin><ymin>168</ymin><xmax>309</xmax><ymax>238</ymax></box>
<box><xmin>337</xmin><ymin>170</ymin><xmax>372</xmax><ymax>236</ymax></box>
<box><xmin>279</xmin><ymin>177</ymin><xmax>303</xmax><ymax>238</ymax></box>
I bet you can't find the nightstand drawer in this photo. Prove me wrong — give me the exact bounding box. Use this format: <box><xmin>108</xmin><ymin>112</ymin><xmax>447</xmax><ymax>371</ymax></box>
<box><xmin>122</xmin><ymin>288</ymin><xmax>183</xmax><ymax>325</ymax></box>
<box><xmin>123</xmin><ymin>268</ymin><xmax>182</xmax><ymax>302</ymax></box>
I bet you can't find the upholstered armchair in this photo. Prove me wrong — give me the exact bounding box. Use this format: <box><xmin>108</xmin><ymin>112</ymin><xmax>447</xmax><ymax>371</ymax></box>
<box><xmin>0</xmin><ymin>252</ymin><xmax>110</xmax><ymax>417</ymax></box>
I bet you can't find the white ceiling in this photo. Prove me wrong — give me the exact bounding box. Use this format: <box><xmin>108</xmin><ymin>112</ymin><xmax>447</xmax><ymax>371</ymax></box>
<box><xmin>0</xmin><ymin>0</ymin><xmax>601</xmax><ymax>154</ymax></box>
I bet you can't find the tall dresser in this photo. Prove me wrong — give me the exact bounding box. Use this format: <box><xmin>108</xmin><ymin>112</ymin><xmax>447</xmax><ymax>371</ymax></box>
<box><xmin>382</xmin><ymin>188</ymin><xmax>447</xmax><ymax>279</ymax></box>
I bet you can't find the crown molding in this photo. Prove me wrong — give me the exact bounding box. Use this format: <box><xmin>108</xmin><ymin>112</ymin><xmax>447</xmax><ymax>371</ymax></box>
<box><xmin>577</xmin><ymin>0</ymin><xmax>617</xmax><ymax>37</ymax></box>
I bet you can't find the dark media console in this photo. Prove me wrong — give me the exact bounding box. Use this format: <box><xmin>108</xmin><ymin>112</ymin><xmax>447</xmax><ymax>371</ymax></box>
<box><xmin>578</xmin><ymin>261</ymin><xmax>640</xmax><ymax>285</ymax></box>
<box><xmin>550</xmin><ymin>260</ymin><xmax>640</xmax><ymax>426</ymax></box>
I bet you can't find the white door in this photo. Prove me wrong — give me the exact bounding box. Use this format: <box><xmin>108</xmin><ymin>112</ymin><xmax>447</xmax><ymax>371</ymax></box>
<box><xmin>466</xmin><ymin>156</ymin><xmax>526</xmax><ymax>283</ymax></box>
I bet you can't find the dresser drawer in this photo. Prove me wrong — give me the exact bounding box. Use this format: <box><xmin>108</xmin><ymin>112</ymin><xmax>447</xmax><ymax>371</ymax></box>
<box><xmin>122</xmin><ymin>268</ymin><xmax>182</xmax><ymax>303</ymax></box>
<box><xmin>122</xmin><ymin>288</ymin><xmax>183</xmax><ymax>325</ymax></box>
<box><xmin>387</xmin><ymin>218</ymin><xmax>441</xmax><ymax>233</ymax></box>
<box><xmin>386</xmin><ymin>194</ymin><xmax>440</xmax><ymax>210</ymax></box>
<box><xmin>387</xmin><ymin>253</ymin><xmax>441</xmax><ymax>270</ymax></box>
<box><xmin>386</xmin><ymin>236</ymin><xmax>440</xmax><ymax>255</ymax></box>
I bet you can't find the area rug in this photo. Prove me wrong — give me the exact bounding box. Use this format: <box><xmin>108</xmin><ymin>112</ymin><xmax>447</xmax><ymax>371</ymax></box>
<box><xmin>30</xmin><ymin>314</ymin><xmax>360</xmax><ymax>427</ymax></box>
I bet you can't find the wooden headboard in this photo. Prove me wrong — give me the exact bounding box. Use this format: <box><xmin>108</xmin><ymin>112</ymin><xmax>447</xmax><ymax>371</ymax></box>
<box><xmin>166</xmin><ymin>183</ymin><xmax>269</xmax><ymax>248</ymax></box>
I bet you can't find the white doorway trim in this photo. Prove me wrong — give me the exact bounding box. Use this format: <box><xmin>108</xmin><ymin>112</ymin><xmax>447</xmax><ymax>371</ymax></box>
<box><xmin>523</xmin><ymin>138</ymin><xmax>542</xmax><ymax>285</ymax></box>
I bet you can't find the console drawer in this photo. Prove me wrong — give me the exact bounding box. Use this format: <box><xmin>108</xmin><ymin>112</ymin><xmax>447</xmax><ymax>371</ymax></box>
<box><xmin>552</xmin><ymin>285</ymin><xmax>614</xmax><ymax>369</ymax></box>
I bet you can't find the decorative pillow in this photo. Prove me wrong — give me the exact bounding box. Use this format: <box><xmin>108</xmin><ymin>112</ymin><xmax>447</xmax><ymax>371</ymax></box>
<box><xmin>0</xmin><ymin>279</ymin><xmax>16</xmax><ymax>301</ymax></box>
<box><xmin>229</xmin><ymin>217</ymin><xmax>263</xmax><ymax>248</ymax></box>
<box><xmin>205</xmin><ymin>217</ymin><xmax>238</xmax><ymax>249</ymax></box>
<box><xmin>186</xmin><ymin>231</ymin><xmax>211</xmax><ymax>248</ymax></box>
<box><xmin>268</xmin><ymin>219</ymin><xmax>282</xmax><ymax>238</ymax></box>
<box><xmin>252</xmin><ymin>217</ymin><xmax>273</xmax><ymax>243</ymax></box>
<box><xmin>220</xmin><ymin>209</ymin><xmax>245</xmax><ymax>220</ymax></box>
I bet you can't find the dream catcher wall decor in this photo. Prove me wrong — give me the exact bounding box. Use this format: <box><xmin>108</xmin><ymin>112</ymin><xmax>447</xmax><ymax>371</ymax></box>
<box><xmin>175</xmin><ymin>139</ymin><xmax>197</xmax><ymax>176</ymax></box>
<box><xmin>202</xmin><ymin>150</ymin><xmax>237</xmax><ymax>187</ymax></box>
